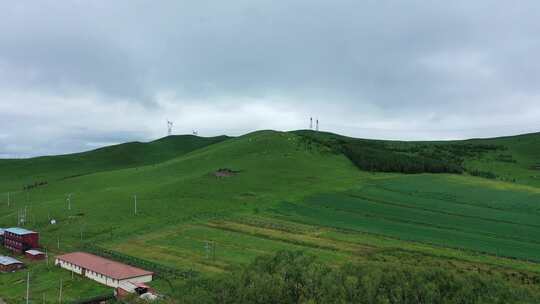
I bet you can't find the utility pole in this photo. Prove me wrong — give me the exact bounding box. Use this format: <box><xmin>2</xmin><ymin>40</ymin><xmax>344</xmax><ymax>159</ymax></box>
<box><xmin>7</xmin><ymin>192</ymin><xmax>10</xmax><ymax>207</ymax></box>
<box><xmin>134</xmin><ymin>195</ymin><xmax>137</xmax><ymax>215</ymax></box>
<box><xmin>57</xmin><ymin>236</ymin><xmax>60</xmax><ymax>249</ymax></box>
<box><xmin>18</xmin><ymin>207</ymin><xmax>27</xmax><ymax>226</ymax></box>
<box><xmin>18</xmin><ymin>206</ymin><xmax>26</xmax><ymax>226</ymax></box>
<box><xmin>67</xmin><ymin>194</ymin><xmax>72</xmax><ymax>211</ymax></box>
<box><xmin>59</xmin><ymin>279</ymin><xmax>63</xmax><ymax>304</ymax></box>
<box><xmin>45</xmin><ymin>248</ymin><xmax>49</xmax><ymax>267</ymax></box>
<box><xmin>26</xmin><ymin>271</ymin><xmax>30</xmax><ymax>304</ymax></box>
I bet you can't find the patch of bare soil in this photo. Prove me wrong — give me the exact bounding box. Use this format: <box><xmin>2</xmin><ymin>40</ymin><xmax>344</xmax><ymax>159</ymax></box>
<box><xmin>214</xmin><ymin>168</ymin><xmax>240</xmax><ymax>178</ymax></box>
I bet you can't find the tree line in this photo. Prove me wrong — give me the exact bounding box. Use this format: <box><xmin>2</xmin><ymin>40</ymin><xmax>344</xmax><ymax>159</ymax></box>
<box><xmin>341</xmin><ymin>143</ymin><xmax>463</xmax><ymax>174</ymax></box>
<box><xmin>168</xmin><ymin>251</ymin><xmax>540</xmax><ymax>304</ymax></box>
<box><xmin>296</xmin><ymin>132</ymin><xmax>510</xmax><ymax>175</ymax></box>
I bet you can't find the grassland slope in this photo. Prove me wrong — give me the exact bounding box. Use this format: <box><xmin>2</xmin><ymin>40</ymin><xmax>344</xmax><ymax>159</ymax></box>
<box><xmin>0</xmin><ymin>130</ymin><xmax>360</xmax><ymax>246</ymax></box>
<box><xmin>295</xmin><ymin>130</ymin><xmax>540</xmax><ymax>186</ymax></box>
<box><xmin>0</xmin><ymin>134</ymin><xmax>230</xmax><ymax>191</ymax></box>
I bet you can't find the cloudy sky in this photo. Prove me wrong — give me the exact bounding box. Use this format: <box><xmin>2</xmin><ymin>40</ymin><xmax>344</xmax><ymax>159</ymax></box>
<box><xmin>1</xmin><ymin>1</ymin><xmax>540</xmax><ymax>157</ymax></box>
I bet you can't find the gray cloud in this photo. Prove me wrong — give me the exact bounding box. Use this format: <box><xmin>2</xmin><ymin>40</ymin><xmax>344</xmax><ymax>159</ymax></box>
<box><xmin>1</xmin><ymin>1</ymin><xmax>540</xmax><ymax>157</ymax></box>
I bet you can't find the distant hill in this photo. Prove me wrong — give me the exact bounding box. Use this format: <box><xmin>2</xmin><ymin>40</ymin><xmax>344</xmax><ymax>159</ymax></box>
<box><xmin>0</xmin><ymin>134</ymin><xmax>230</xmax><ymax>189</ymax></box>
<box><xmin>294</xmin><ymin>130</ymin><xmax>540</xmax><ymax>187</ymax></box>
<box><xmin>2</xmin><ymin>129</ymin><xmax>540</xmax><ymax>190</ymax></box>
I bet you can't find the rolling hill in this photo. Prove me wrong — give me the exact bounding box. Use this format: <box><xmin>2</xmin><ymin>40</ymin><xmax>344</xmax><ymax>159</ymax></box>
<box><xmin>0</xmin><ymin>134</ymin><xmax>230</xmax><ymax>190</ymax></box>
<box><xmin>296</xmin><ymin>130</ymin><xmax>540</xmax><ymax>186</ymax></box>
<box><xmin>1</xmin><ymin>130</ymin><xmax>540</xmax><ymax>302</ymax></box>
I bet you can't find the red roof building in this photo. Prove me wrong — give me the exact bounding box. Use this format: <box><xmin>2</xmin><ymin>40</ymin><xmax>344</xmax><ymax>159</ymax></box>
<box><xmin>55</xmin><ymin>252</ymin><xmax>153</xmax><ymax>288</ymax></box>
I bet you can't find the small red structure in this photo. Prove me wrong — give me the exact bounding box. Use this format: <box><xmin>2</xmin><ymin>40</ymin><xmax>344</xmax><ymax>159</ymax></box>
<box><xmin>25</xmin><ymin>249</ymin><xmax>46</xmax><ymax>260</ymax></box>
<box><xmin>115</xmin><ymin>287</ymin><xmax>131</xmax><ymax>299</ymax></box>
<box><xmin>115</xmin><ymin>283</ymin><xmax>155</xmax><ymax>300</ymax></box>
<box><xmin>3</xmin><ymin>227</ymin><xmax>39</xmax><ymax>253</ymax></box>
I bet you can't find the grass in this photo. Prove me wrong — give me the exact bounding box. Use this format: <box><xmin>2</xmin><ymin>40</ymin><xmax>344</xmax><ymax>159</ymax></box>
<box><xmin>105</xmin><ymin>223</ymin><xmax>351</xmax><ymax>274</ymax></box>
<box><xmin>1</xmin><ymin>129</ymin><xmax>540</xmax><ymax>302</ymax></box>
<box><xmin>0</xmin><ymin>134</ymin><xmax>229</xmax><ymax>191</ymax></box>
<box><xmin>271</xmin><ymin>174</ymin><xmax>540</xmax><ymax>261</ymax></box>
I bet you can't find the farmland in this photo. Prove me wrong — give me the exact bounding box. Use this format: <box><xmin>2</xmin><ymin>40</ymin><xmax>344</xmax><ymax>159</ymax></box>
<box><xmin>1</xmin><ymin>130</ymin><xmax>540</xmax><ymax>302</ymax></box>
<box><xmin>275</xmin><ymin>174</ymin><xmax>540</xmax><ymax>261</ymax></box>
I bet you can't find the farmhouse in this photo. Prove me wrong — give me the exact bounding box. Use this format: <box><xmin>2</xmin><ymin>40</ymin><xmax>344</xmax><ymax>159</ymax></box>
<box><xmin>3</xmin><ymin>227</ymin><xmax>40</xmax><ymax>253</ymax></box>
<box><xmin>0</xmin><ymin>228</ymin><xmax>4</xmax><ymax>245</ymax></box>
<box><xmin>0</xmin><ymin>256</ymin><xmax>24</xmax><ymax>272</ymax></box>
<box><xmin>55</xmin><ymin>252</ymin><xmax>153</xmax><ymax>289</ymax></box>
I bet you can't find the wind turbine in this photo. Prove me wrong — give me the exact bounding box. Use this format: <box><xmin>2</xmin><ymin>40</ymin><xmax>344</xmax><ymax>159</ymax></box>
<box><xmin>167</xmin><ymin>120</ymin><xmax>174</xmax><ymax>136</ymax></box>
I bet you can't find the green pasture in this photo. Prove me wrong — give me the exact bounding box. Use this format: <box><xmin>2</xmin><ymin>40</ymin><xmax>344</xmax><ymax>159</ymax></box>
<box><xmin>274</xmin><ymin>174</ymin><xmax>540</xmax><ymax>261</ymax></box>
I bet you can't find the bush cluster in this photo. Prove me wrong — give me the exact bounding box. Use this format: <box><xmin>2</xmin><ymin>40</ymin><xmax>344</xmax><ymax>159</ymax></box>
<box><xmin>341</xmin><ymin>143</ymin><xmax>463</xmax><ymax>174</ymax></box>
<box><xmin>296</xmin><ymin>132</ymin><xmax>508</xmax><ymax>175</ymax></box>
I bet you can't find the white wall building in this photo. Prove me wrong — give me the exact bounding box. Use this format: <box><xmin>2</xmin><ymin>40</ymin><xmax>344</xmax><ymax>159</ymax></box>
<box><xmin>55</xmin><ymin>252</ymin><xmax>153</xmax><ymax>289</ymax></box>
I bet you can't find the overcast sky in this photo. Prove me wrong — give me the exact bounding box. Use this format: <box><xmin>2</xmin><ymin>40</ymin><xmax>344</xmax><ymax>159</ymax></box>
<box><xmin>1</xmin><ymin>1</ymin><xmax>540</xmax><ymax>157</ymax></box>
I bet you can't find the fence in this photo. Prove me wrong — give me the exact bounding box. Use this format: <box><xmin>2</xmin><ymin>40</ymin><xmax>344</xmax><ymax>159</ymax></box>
<box><xmin>82</xmin><ymin>244</ymin><xmax>198</xmax><ymax>280</ymax></box>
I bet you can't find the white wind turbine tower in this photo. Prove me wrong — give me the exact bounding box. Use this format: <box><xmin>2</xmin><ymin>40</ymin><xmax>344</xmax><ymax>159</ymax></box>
<box><xmin>167</xmin><ymin>120</ymin><xmax>174</xmax><ymax>136</ymax></box>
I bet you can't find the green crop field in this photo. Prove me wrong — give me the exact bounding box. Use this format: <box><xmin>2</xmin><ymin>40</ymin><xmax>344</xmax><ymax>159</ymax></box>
<box><xmin>1</xmin><ymin>130</ymin><xmax>540</xmax><ymax>302</ymax></box>
<box><xmin>274</xmin><ymin>175</ymin><xmax>540</xmax><ymax>261</ymax></box>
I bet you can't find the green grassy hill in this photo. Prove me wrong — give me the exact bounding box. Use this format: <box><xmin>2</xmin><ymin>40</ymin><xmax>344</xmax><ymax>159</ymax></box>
<box><xmin>295</xmin><ymin>130</ymin><xmax>540</xmax><ymax>186</ymax></box>
<box><xmin>0</xmin><ymin>134</ymin><xmax>229</xmax><ymax>190</ymax></box>
<box><xmin>1</xmin><ymin>130</ymin><xmax>540</xmax><ymax>303</ymax></box>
